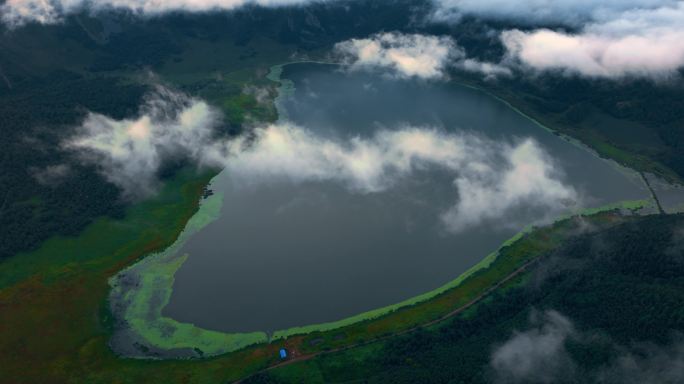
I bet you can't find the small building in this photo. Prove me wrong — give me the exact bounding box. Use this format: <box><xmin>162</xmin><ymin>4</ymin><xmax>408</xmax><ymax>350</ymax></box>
<box><xmin>279</xmin><ymin>348</ymin><xmax>288</xmax><ymax>359</ymax></box>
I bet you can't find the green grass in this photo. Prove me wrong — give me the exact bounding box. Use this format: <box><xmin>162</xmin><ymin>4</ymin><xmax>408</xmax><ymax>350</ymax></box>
<box><xmin>0</xmin><ymin>167</ymin><xmax>294</xmax><ymax>383</ymax></box>
<box><xmin>154</xmin><ymin>37</ymin><xmax>298</xmax><ymax>127</ymax></box>
<box><xmin>272</xmin><ymin>342</ymin><xmax>387</xmax><ymax>384</ymax></box>
<box><xmin>0</xmin><ymin>169</ymin><xmax>209</xmax><ymax>289</ymax></box>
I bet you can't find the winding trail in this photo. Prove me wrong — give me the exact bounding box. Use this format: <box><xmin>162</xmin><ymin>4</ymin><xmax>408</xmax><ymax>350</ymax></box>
<box><xmin>640</xmin><ymin>172</ymin><xmax>665</xmax><ymax>214</ymax></box>
<box><xmin>234</xmin><ymin>257</ymin><xmax>540</xmax><ymax>383</ymax></box>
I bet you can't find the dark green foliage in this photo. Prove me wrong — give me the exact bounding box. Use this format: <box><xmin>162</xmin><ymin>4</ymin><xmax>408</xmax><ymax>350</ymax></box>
<box><xmin>476</xmin><ymin>73</ymin><xmax>684</xmax><ymax>179</ymax></box>
<box><xmin>0</xmin><ymin>72</ymin><xmax>146</xmax><ymax>258</ymax></box>
<box><xmin>88</xmin><ymin>26</ymin><xmax>183</xmax><ymax>71</ymax></box>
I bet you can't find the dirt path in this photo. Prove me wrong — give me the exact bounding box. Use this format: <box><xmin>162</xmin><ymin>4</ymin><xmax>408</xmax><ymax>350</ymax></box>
<box><xmin>234</xmin><ymin>257</ymin><xmax>539</xmax><ymax>383</ymax></box>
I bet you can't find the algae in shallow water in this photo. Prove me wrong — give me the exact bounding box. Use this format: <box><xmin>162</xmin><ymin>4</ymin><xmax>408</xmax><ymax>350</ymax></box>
<box><xmin>109</xmin><ymin>182</ymin><xmax>650</xmax><ymax>357</ymax></box>
<box><xmin>109</xmin><ymin>191</ymin><xmax>268</xmax><ymax>358</ymax></box>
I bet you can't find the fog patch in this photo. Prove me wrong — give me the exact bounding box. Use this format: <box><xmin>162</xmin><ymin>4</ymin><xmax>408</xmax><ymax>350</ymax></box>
<box><xmin>30</xmin><ymin>164</ymin><xmax>72</xmax><ymax>186</ymax></box>
<box><xmin>598</xmin><ymin>339</ymin><xmax>684</xmax><ymax>384</ymax></box>
<box><xmin>242</xmin><ymin>85</ymin><xmax>272</xmax><ymax>105</ymax></box>
<box><xmin>491</xmin><ymin>310</ymin><xmax>684</xmax><ymax>383</ymax></box>
<box><xmin>457</xmin><ymin>58</ymin><xmax>512</xmax><ymax>79</ymax></box>
<box><xmin>491</xmin><ymin>310</ymin><xmax>577</xmax><ymax>383</ymax></box>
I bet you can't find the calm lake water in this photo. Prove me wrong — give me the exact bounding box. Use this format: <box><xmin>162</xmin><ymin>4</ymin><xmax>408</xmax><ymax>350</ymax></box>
<box><xmin>164</xmin><ymin>63</ymin><xmax>648</xmax><ymax>333</ymax></box>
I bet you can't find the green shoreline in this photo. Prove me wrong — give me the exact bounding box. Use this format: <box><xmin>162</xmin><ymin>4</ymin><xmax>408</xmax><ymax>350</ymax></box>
<box><xmin>456</xmin><ymin>81</ymin><xmax>657</xmax><ymax>189</ymax></box>
<box><xmin>266</xmin><ymin>61</ymin><xmax>337</xmax><ymax>122</ymax></box>
<box><xmin>110</xmin><ymin>194</ymin><xmax>650</xmax><ymax>358</ymax></box>
<box><xmin>272</xmin><ymin>198</ymin><xmax>651</xmax><ymax>339</ymax></box>
<box><xmin>109</xmin><ymin>191</ymin><xmax>269</xmax><ymax>358</ymax></box>
<box><xmin>107</xmin><ymin>62</ymin><xmax>657</xmax><ymax>358</ymax></box>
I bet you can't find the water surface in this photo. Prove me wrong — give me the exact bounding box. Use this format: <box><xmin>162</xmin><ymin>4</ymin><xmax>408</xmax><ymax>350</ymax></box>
<box><xmin>164</xmin><ymin>64</ymin><xmax>648</xmax><ymax>333</ymax></box>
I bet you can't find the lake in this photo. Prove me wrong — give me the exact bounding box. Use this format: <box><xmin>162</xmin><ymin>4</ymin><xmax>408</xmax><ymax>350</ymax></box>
<box><xmin>163</xmin><ymin>63</ymin><xmax>648</xmax><ymax>333</ymax></box>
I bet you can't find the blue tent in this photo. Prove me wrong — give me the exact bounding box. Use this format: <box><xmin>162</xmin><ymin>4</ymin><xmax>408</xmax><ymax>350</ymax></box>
<box><xmin>279</xmin><ymin>349</ymin><xmax>287</xmax><ymax>359</ymax></box>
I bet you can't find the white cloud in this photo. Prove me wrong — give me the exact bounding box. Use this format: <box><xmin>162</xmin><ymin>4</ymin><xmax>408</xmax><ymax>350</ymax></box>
<box><xmin>0</xmin><ymin>0</ymin><xmax>328</xmax><ymax>27</ymax></box>
<box><xmin>335</xmin><ymin>32</ymin><xmax>510</xmax><ymax>80</ymax></box>
<box><xmin>65</xmin><ymin>86</ymin><xmax>221</xmax><ymax>199</ymax></box>
<box><xmin>219</xmin><ymin>124</ymin><xmax>471</xmax><ymax>191</ymax></box>
<box><xmin>431</xmin><ymin>0</ymin><xmax>684</xmax><ymax>78</ymax></box>
<box><xmin>6</xmin><ymin>0</ymin><xmax>684</xmax><ymax>80</ymax></box>
<box><xmin>334</xmin><ymin>32</ymin><xmax>461</xmax><ymax>80</ymax></box>
<box><xmin>458</xmin><ymin>58</ymin><xmax>512</xmax><ymax>78</ymax></box>
<box><xmin>501</xmin><ymin>3</ymin><xmax>684</xmax><ymax>78</ymax></box>
<box><xmin>442</xmin><ymin>139</ymin><xmax>576</xmax><ymax>232</ymax></box>
<box><xmin>66</xmin><ymin>87</ymin><xmax>577</xmax><ymax>230</ymax></box>
<box><xmin>218</xmin><ymin>125</ymin><xmax>577</xmax><ymax>231</ymax></box>
<box><xmin>67</xmin><ymin>96</ymin><xmax>578</xmax><ymax>230</ymax></box>
<box><xmin>431</xmin><ymin>0</ymin><xmax>679</xmax><ymax>26</ymax></box>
